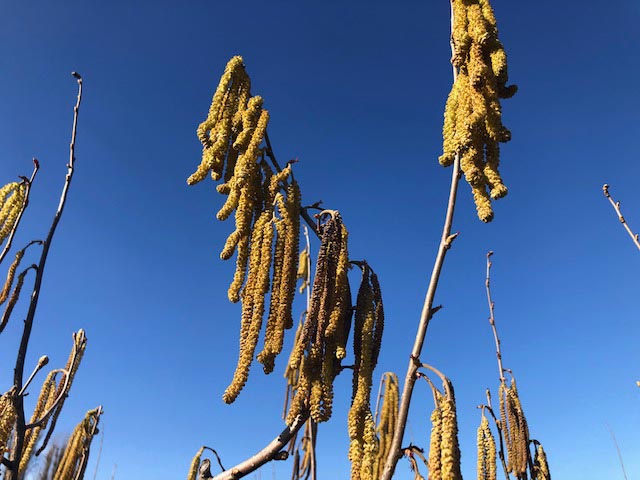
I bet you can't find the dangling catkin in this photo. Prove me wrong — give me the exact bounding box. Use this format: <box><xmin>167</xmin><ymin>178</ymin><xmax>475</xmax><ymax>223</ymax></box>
<box><xmin>440</xmin><ymin>0</ymin><xmax>516</xmax><ymax>222</ymax></box>
<box><xmin>53</xmin><ymin>407</ymin><xmax>101</xmax><ymax>480</ymax></box>
<box><xmin>0</xmin><ymin>267</ymin><xmax>31</xmax><ymax>334</ymax></box>
<box><xmin>0</xmin><ymin>387</ymin><xmax>17</xmax><ymax>457</ymax></box>
<box><xmin>477</xmin><ymin>413</ymin><xmax>496</xmax><ymax>480</ymax></box>
<box><xmin>532</xmin><ymin>444</ymin><xmax>550</xmax><ymax>480</ymax></box>
<box><xmin>0</xmin><ymin>182</ymin><xmax>26</xmax><ymax>245</ymax></box>
<box><xmin>439</xmin><ymin>383</ymin><xmax>463</xmax><ymax>480</ymax></box>
<box><xmin>427</xmin><ymin>395</ymin><xmax>443</xmax><ymax>480</ymax></box>
<box><xmin>187</xmin><ymin>447</ymin><xmax>205</xmax><ymax>480</ymax></box>
<box><xmin>374</xmin><ymin>372</ymin><xmax>399</xmax><ymax>480</ymax></box>
<box><xmin>348</xmin><ymin>263</ymin><xmax>384</xmax><ymax>480</ymax></box>
<box><xmin>0</xmin><ymin>249</ymin><xmax>24</xmax><ymax>304</ymax></box>
<box><xmin>19</xmin><ymin>370</ymin><xmax>59</xmax><ymax>473</ymax></box>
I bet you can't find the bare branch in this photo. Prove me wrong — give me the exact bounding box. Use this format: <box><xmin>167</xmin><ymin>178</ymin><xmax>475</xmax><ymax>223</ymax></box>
<box><xmin>486</xmin><ymin>251</ymin><xmax>507</xmax><ymax>384</ymax></box>
<box><xmin>7</xmin><ymin>73</ymin><xmax>83</xmax><ymax>479</ymax></box>
<box><xmin>602</xmin><ymin>184</ymin><xmax>640</xmax><ymax>251</ymax></box>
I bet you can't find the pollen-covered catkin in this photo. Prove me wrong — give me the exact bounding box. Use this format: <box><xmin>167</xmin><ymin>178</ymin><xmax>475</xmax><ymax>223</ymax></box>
<box><xmin>0</xmin><ymin>387</ymin><xmax>17</xmax><ymax>456</ymax></box>
<box><xmin>0</xmin><ymin>249</ymin><xmax>24</xmax><ymax>304</ymax></box>
<box><xmin>19</xmin><ymin>371</ymin><xmax>58</xmax><ymax>473</ymax></box>
<box><xmin>506</xmin><ymin>380</ymin><xmax>530</xmax><ymax>477</ymax></box>
<box><xmin>374</xmin><ymin>372</ymin><xmax>399</xmax><ymax>480</ymax></box>
<box><xmin>0</xmin><ymin>268</ymin><xmax>30</xmax><ymax>334</ymax></box>
<box><xmin>348</xmin><ymin>263</ymin><xmax>384</xmax><ymax>479</ymax></box>
<box><xmin>440</xmin><ymin>0</ymin><xmax>516</xmax><ymax>222</ymax></box>
<box><xmin>0</xmin><ymin>182</ymin><xmax>26</xmax><ymax>245</ymax></box>
<box><xmin>439</xmin><ymin>385</ymin><xmax>463</xmax><ymax>480</ymax></box>
<box><xmin>53</xmin><ymin>407</ymin><xmax>101</xmax><ymax>480</ymax></box>
<box><xmin>477</xmin><ymin>414</ymin><xmax>496</xmax><ymax>480</ymax></box>
<box><xmin>427</xmin><ymin>397</ymin><xmax>443</xmax><ymax>480</ymax></box>
<box><xmin>533</xmin><ymin>444</ymin><xmax>550</xmax><ymax>480</ymax></box>
<box><xmin>187</xmin><ymin>447</ymin><xmax>205</xmax><ymax>480</ymax></box>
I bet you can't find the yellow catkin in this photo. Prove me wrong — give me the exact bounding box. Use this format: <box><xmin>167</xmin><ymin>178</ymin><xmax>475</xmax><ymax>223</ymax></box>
<box><xmin>374</xmin><ymin>372</ymin><xmax>399</xmax><ymax>480</ymax></box>
<box><xmin>427</xmin><ymin>400</ymin><xmax>442</xmax><ymax>480</ymax></box>
<box><xmin>0</xmin><ymin>387</ymin><xmax>18</xmax><ymax>457</ymax></box>
<box><xmin>1</xmin><ymin>249</ymin><xmax>24</xmax><ymax>304</ymax></box>
<box><xmin>0</xmin><ymin>182</ymin><xmax>26</xmax><ymax>244</ymax></box>
<box><xmin>477</xmin><ymin>414</ymin><xmax>496</xmax><ymax>480</ymax></box>
<box><xmin>440</xmin><ymin>387</ymin><xmax>462</xmax><ymax>480</ymax></box>
<box><xmin>35</xmin><ymin>330</ymin><xmax>87</xmax><ymax>457</ymax></box>
<box><xmin>53</xmin><ymin>407</ymin><xmax>101</xmax><ymax>480</ymax></box>
<box><xmin>296</xmin><ymin>247</ymin><xmax>310</xmax><ymax>293</ymax></box>
<box><xmin>223</xmin><ymin>211</ymin><xmax>273</xmax><ymax>404</ymax></box>
<box><xmin>348</xmin><ymin>264</ymin><xmax>383</xmax><ymax>479</ymax></box>
<box><xmin>533</xmin><ymin>444</ymin><xmax>550</xmax><ymax>480</ymax></box>
<box><xmin>187</xmin><ymin>447</ymin><xmax>205</xmax><ymax>480</ymax></box>
<box><xmin>506</xmin><ymin>380</ymin><xmax>529</xmax><ymax>477</ymax></box>
<box><xmin>19</xmin><ymin>371</ymin><xmax>58</xmax><ymax>473</ymax></box>
<box><xmin>439</xmin><ymin>0</ymin><xmax>515</xmax><ymax>222</ymax></box>
<box><xmin>0</xmin><ymin>268</ymin><xmax>29</xmax><ymax>333</ymax></box>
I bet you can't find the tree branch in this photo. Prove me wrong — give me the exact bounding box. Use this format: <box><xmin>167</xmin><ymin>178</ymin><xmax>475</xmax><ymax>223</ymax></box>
<box><xmin>602</xmin><ymin>184</ymin><xmax>640</xmax><ymax>251</ymax></box>
<box><xmin>7</xmin><ymin>72</ymin><xmax>83</xmax><ymax>480</ymax></box>
<box><xmin>206</xmin><ymin>411</ymin><xmax>309</xmax><ymax>480</ymax></box>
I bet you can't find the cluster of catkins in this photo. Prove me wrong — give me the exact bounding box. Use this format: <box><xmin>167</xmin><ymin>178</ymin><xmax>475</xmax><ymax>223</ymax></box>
<box><xmin>373</xmin><ymin>372</ymin><xmax>399</xmax><ymax>480</ymax></box>
<box><xmin>0</xmin><ymin>181</ymin><xmax>26</xmax><ymax>245</ymax></box>
<box><xmin>477</xmin><ymin>413</ymin><xmax>497</xmax><ymax>480</ymax></box>
<box><xmin>499</xmin><ymin>378</ymin><xmax>530</xmax><ymax>479</ymax></box>
<box><xmin>440</xmin><ymin>0</ymin><xmax>517</xmax><ymax>222</ymax></box>
<box><xmin>53</xmin><ymin>406</ymin><xmax>101</xmax><ymax>480</ymax></box>
<box><xmin>187</xmin><ymin>56</ymin><xmax>302</xmax><ymax>404</ymax></box>
<box><xmin>286</xmin><ymin>212</ymin><xmax>353</xmax><ymax>425</ymax></box>
<box><xmin>427</xmin><ymin>382</ymin><xmax>463</xmax><ymax>480</ymax></box>
<box><xmin>347</xmin><ymin>262</ymin><xmax>384</xmax><ymax>480</ymax></box>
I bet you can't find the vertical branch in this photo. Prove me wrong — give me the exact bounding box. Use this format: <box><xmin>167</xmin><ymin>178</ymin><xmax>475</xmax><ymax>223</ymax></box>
<box><xmin>602</xmin><ymin>184</ymin><xmax>640</xmax><ymax>251</ymax></box>
<box><xmin>606</xmin><ymin>423</ymin><xmax>628</xmax><ymax>480</ymax></box>
<box><xmin>486</xmin><ymin>251</ymin><xmax>506</xmax><ymax>383</ymax></box>
<box><xmin>0</xmin><ymin>160</ymin><xmax>40</xmax><ymax>265</ymax></box>
<box><xmin>7</xmin><ymin>72</ymin><xmax>83</xmax><ymax>480</ymax></box>
<box><xmin>380</xmin><ymin>2</ymin><xmax>462</xmax><ymax>472</ymax></box>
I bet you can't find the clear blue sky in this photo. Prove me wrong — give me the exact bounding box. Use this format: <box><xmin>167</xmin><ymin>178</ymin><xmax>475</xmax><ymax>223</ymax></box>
<box><xmin>1</xmin><ymin>1</ymin><xmax>639</xmax><ymax>478</ymax></box>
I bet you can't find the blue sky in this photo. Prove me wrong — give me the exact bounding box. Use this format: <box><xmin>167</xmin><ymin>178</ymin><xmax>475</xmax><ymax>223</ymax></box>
<box><xmin>1</xmin><ymin>1</ymin><xmax>639</xmax><ymax>478</ymax></box>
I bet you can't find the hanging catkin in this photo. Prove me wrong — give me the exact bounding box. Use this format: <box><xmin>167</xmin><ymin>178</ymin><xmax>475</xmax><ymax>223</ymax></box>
<box><xmin>190</xmin><ymin>57</ymin><xmax>304</xmax><ymax>403</ymax></box>
<box><xmin>439</xmin><ymin>382</ymin><xmax>463</xmax><ymax>480</ymax></box>
<box><xmin>374</xmin><ymin>372</ymin><xmax>399</xmax><ymax>480</ymax></box>
<box><xmin>532</xmin><ymin>443</ymin><xmax>550</xmax><ymax>480</ymax></box>
<box><xmin>499</xmin><ymin>378</ymin><xmax>530</xmax><ymax>478</ymax></box>
<box><xmin>477</xmin><ymin>413</ymin><xmax>496</xmax><ymax>480</ymax></box>
<box><xmin>427</xmin><ymin>396</ymin><xmax>443</xmax><ymax>480</ymax></box>
<box><xmin>440</xmin><ymin>0</ymin><xmax>516</xmax><ymax>222</ymax></box>
<box><xmin>53</xmin><ymin>407</ymin><xmax>101</xmax><ymax>480</ymax></box>
<box><xmin>348</xmin><ymin>262</ymin><xmax>384</xmax><ymax>480</ymax></box>
<box><xmin>0</xmin><ymin>181</ymin><xmax>26</xmax><ymax>245</ymax></box>
<box><xmin>0</xmin><ymin>387</ymin><xmax>18</xmax><ymax>457</ymax></box>
<box><xmin>187</xmin><ymin>447</ymin><xmax>205</xmax><ymax>480</ymax></box>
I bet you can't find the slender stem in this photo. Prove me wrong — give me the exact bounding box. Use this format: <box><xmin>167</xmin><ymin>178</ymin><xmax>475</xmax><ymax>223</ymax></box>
<box><xmin>486</xmin><ymin>251</ymin><xmax>506</xmax><ymax>384</ymax></box>
<box><xmin>7</xmin><ymin>73</ymin><xmax>83</xmax><ymax>479</ymax></box>
<box><xmin>602</xmin><ymin>184</ymin><xmax>640</xmax><ymax>251</ymax></box>
<box><xmin>203</xmin><ymin>446</ymin><xmax>226</xmax><ymax>472</ymax></box>
<box><xmin>206</xmin><ymin>411</ymin><xmax>309</xmax><ymax>480</ymax></box>
<box><xmin>0</xmin><ymin>160</ymin><xmax>40</xmax><ymax>265</ymax></box>
<box><xmin>263</xmin><ymin>131</ymin><xmax>319</xmax><ymax>238</ymax></box>
<box><xmin>18</xmin><ymin>355</ymin><xmax>49</xmax><ymax>396</ymax></box>
<box><xmin>380</xmin><ymin>4</ymin><xmax>461</xmax><ymax>476</ymax></box>
<box><xmin>308</xmin><ymin>420</ymin><xmax>317</xmax><ymax>480</ymax></box>
<box><xmin>606</xmin><ymin>423</ymin><xmax>629</xmax><ymax>480</ymax></box>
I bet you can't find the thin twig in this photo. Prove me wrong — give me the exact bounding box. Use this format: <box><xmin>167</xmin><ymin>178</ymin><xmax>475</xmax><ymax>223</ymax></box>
<box><xmin>7</xmin><ymin>72</ymin><xmax>83</xmax><ymax>479</ymax></box>
<box><xmin>0</xmin><ymin>160</ymin><xmax>40</xmax><ymax>265</ymax></box>
<box><xmin>602</xmin><ymin>184</ymin><xmax>640</xmax><ymax>251</ymax></box>
<box><xmin>18</xmin><ymin>355</ymin><xmax>49</xmax><ymax>395</ymax></box>
<box><xmin>606</xmin><ymin>423</ymin><xmax>628</xmax><ymax>480</ymax></box>
<box><xmin>381</xmin><ymin>2</ymin><xmax>462</xmax><ymax>470</ymax></box>
<box><xmin>486</xmin><ymin>251</ymin><xmax>506</xmax><ymax>384</ymax></box>
<box><xmin>203</xmin><ymin>446</ymin><xmax>226</xmax><ymax>472</ymax></box>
